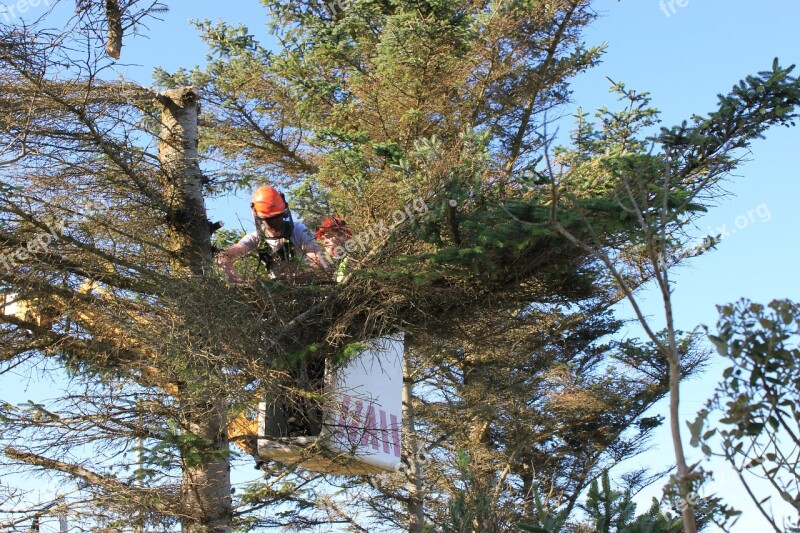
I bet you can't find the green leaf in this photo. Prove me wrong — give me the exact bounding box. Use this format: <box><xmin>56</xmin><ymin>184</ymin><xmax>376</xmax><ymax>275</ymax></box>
<box><xmin>708</xmin><ymin>334</ymin><xmax>728</xmax><ymax>355</ymax></box>
<box><xmin>768</xmin><ymin>415</ymin><xmax>780</xmax><ymax>430</ymax></box>
<box><xmin>745</xmin><ymin>456</ymin><xmax>765</xmax><ymax>469</ymax></box>
<box><xmin>687</xmin><ymin>416</ymin><xmax>705</xmax><ymax>447</ymax></box>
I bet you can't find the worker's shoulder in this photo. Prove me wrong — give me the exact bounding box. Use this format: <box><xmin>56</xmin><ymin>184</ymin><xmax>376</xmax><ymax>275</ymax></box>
<box><xmin>290</xmin><ymin>221</ymin><xmax>316</xmax><ymax>241</ymax></box>
<box><xmin>238</xmin><ymin>230</ymin><xmax>259</xmax><ymax>246</ymax></box>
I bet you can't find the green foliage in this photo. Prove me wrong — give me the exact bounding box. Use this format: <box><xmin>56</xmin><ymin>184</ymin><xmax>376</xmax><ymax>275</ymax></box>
<box><xmin>691</xmin><ymin>299</ymin><xmax>800</xmax><ymax>529</ymax></box>
<box><xmin>579</xmin><ymin>471</ymin><xmax>682</xmax><ymax>533</ymax></box>
<box><xmin>441</xmin><ymin>450</ymin><xmax>503</xmax><ymax>533</ymax></box>
<box><xmin>660</xmin><ymin>60</ymin><xmax>800</xmax><ymax>159</ymax></box>
<box><xmin>514</xmin><ymin>481</ymin><xmax>570</xmax><ymax>533</ymax></box>
<box><xmin>212</xmin><ymin>228</ymin><xmax>246</xmax><ymax>251</ymax></box>
<box><xmin>162</xmin><ymin>421</ymin><xmax>231</xmax><ymax>469</ymax></box>
<box><xmin>575</xmin><ymin>470</ymin><xmax>736</xmax><ymax>532</ymax></box>
<box><xmin>557</xmin><ymin>63</ymin><xmax>800</xmax><ymax>260</ymax></box>
<box><xmin>332</xmin><ymin>340</ymin><xmax>368</xmax><ymax>367</ymax></box>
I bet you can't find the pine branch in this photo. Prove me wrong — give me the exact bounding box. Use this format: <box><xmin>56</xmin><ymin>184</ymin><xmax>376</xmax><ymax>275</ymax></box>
<box><xmin>4</xmin><ymin>447</ymin><xmax>180</xmax><ymax>517</ymax></box>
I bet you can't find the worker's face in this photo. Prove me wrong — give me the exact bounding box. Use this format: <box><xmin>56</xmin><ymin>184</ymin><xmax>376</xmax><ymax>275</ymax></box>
<box><xmin>321</xmin><ymin>230</ymin><xmax>350</xmax><ymax>255</ymax></box>
<box><xmin>255</xmin><ymin>212</ymin><xmax>286</xmax><ymax>237</ymax></box>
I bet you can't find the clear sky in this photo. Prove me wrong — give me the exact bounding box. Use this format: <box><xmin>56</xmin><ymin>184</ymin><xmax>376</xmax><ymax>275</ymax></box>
<box><xmin>5</xmin><ymin>0</ymin><xmax>800</xmax><ymax>530</ymax></box>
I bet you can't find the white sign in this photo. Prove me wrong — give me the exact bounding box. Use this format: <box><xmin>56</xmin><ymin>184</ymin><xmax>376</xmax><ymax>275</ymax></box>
<box><xmin>256</xmin><ymin>333</ymin><xmax>404</xmax><ymax>474</ymax></box>
<box><xmin>323</xmin><ymin>333</ymin><xmax>404</xmax><ymax>472</ymax></box>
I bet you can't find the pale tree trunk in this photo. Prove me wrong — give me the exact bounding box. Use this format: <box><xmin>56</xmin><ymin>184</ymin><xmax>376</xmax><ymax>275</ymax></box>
<box><xmin>551</xmin><ymin>218</ymin><xmax>699</xmax><ymax>533</ymax></box>
<box><xmin>104</xmin><ymin>0</ymin><xmax>123</xmax><ymax>59</ymax></box>
<box><xmin>661</xmin><ymin>274</ymin><xmax>698</xmax><ymax>533</ymax></box>
<box><xmin>180</xmin><ymin>399</ymin><xmax>233</xmax><ymax>533</ymax></box>
<box><xmin>157</xmin><ymin>86</ymin><xmax>212</xmax><ymax>276</ymax></box>
<box><xmin>402</xmin><ymin>354</ymin><xmax>425</xmax><ymax>533</ymax></box>
<box><xmin>157</xmin><ymin>87</ymin><xmax>232</xmax><ymax>533</ymax></box>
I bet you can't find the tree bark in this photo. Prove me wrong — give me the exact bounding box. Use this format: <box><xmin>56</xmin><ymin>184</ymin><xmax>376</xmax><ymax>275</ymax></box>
<box><xmin>402</xmin><ymin>354</ymin><xmax>425</xmax><ymax>533</ymax></box>
<box><xmin>105</xmin><ymin>0</ymin><xmax>123</xmax><ymax>59</ymax></box>
<box><xmin>157</xmin><ymin>87</ymin><xmax>232</xmax><ymax>533</ymax></box>
<box><xmin>157</xmin><ymin>86</ymin><xmax>212</xmax><ymax>276</ymax></box>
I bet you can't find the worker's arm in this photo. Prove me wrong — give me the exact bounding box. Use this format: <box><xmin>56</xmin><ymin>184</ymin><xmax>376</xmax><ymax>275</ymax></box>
<box><xmin>292</xmin><ymin>223</ymin><xmax>329</xmax><ymax>271</ymax></box>
<box><xmin>215</xmin><ymin>232</ymin><xmax>258</xmax><ymax>283</ymax></box>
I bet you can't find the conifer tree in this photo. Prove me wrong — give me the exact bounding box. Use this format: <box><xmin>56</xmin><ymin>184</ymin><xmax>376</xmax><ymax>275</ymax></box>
<box><xmin>2</xmin><ymin>1</ymin><xmax>800</xmax><ymax>532</ymax></box>
<box><xmin>0</xmin><ymin>6</ymin><xmax>263</xmax><ymax>531</ymax></box>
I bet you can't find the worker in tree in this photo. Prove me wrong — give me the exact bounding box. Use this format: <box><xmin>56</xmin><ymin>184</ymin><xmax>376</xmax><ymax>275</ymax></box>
<box><xmin>315</xmin><ymin>216</ymin><xmax>354</xmax><ymax>283</ymax></box>
<box><xmin>252</xmin><ymin>216</ymin><xmax>355</xmax><ymax>441</ymax></box>
<box><xmin>215</xmin><ymin>185</ymin><xmax>327</xmax><ymax>283</ymax></box>
<box><xmin>218</xmin><ymin>186</ymin><xmax>330</xmax><ymax>446</ymax></box>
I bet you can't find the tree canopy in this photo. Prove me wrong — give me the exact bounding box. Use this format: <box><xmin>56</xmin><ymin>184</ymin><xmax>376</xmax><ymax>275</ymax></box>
<box><xmin>1</xmin><ymin>1</ymin><xmax>799</xmax><ymax>532</ymax></box>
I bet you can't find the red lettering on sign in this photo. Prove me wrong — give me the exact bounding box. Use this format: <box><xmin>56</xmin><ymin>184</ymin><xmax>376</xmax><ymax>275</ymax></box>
<box><xmin>336</xmin><ymin>394</ymin><xmax>364</xmax><ymax>446</ymax></box>
<box><xmin>336</xmin><ymin>395</ymin><xmax>402</xmax><ymax>457</ymax></box>
<box><xmin>362</xmin><ymin>404</ymin><xmax>379</xmax><ymax>450</ymax></box>
<box><xmin>335</xmin><ymin>394</ymin><xmax>352</xmax><ymax>439</ymax></box>
<box><xmin>349</xmin><ymin>400</ymin><xmax>364</xmax><ymax>444</ymax></box>
<box><xmin>390</xmin><ymin>414</ymin><xmax>401</xmax><ymax>457</ymax></box>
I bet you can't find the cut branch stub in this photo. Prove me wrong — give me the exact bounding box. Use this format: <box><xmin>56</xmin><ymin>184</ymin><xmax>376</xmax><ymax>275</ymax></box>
<box><xmin>105</xmin><ymin>0</ymin><xmax>123</xmax><ymax>59</ymax></box>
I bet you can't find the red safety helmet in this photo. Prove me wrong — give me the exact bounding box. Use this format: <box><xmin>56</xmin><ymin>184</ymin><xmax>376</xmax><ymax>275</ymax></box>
<box><xmin>251</xmin><ymin>186</ymin><xmax>288</xmax><ymax>218</ymax></box>
<box><xmin>315</xmin><ymin>216</ymin><xmax>352</xmax><ymax>240</ymax></box>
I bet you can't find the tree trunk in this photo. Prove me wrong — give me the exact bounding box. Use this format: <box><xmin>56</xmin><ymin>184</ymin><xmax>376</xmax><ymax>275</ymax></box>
<box><xmin>157</xmin><ymin>86</ymin><xmax>212</xmax><ymax>276</ymax></box>
<box><xmin>105</xmin><ymin>0</ymin><xmax>123</xmax><ymax>59</ymax></box>
<box><xmin>669</xmin><ymin>355</ymin><xmax>698</xmax><ymax>533</ymax></box>
<box><xmin>521</xmin><ymin>460</ymin><xmax>534</xmax><ymax>518</ymax></box>
<box><xmin>157</xmin><ymin>87</ymin><xmax>232</xmax><ymax>533</ymax></box>
<box><xmin>180</xmin><ymin>399</ymin><xmax>233</xmax><ymax>533</ymax></box>
<box><xmin>402</xmin><ymin>354</ymin><xmax>425</xmax><ymax>533</ymax></box>
<box><xmin>661</xmin><ymin>269</ymin><xmax>698</xmax><ymax>533</ymax></box>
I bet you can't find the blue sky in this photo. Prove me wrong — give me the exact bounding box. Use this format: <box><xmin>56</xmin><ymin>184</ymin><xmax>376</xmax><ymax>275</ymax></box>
<box><xmin>5</xmin><ymin>0</ymin><xmax>800</xmax><ymax>530</ymax></box>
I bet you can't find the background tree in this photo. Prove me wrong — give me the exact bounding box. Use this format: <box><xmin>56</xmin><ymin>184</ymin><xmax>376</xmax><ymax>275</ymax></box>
<box><xmin>691</xmin><ymin>299</ymin><xmax>800</xmax><ymax>532</ymax></box>
<box><xmin>0</xmin><ymin>7</ymin><xmax>275</xmax><ymax>531</ymax></box>
<box><xmin>546</xmin><ymin>66</ymin><xmax>800</xmax><ymax>533</ymax></box>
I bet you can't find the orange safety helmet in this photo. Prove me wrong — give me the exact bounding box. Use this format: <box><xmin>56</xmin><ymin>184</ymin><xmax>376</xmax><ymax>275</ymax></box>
<box><xmin>315</xmin><ymin>216</ymin><xmax>352</xmax><ymax>240</ymax></box>
<box><xmin>251</xmin><ymin>186</ymin><xmax>288</xmax><ymax>218</ymax></box>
